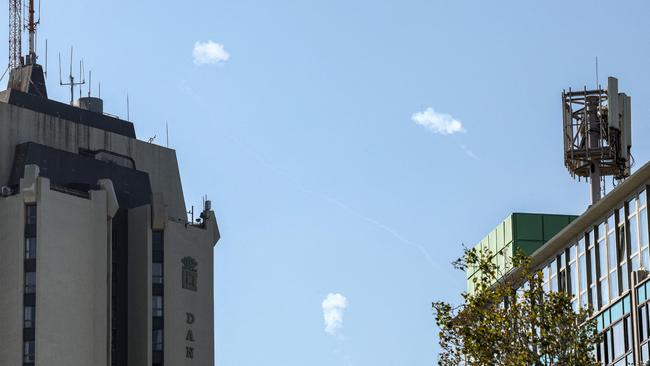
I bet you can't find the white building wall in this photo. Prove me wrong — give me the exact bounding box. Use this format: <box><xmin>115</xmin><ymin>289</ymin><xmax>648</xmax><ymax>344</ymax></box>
<box><xmin>0</xmin><ymin>194</ymin><xmax>25</xmax><ymax>365</ymax></box>
<box><xmin>164</xmin><ymin>217</ymin><xmax>218</xmax><ymax>366</ymax></box>
<box><xmin>36</xmin><ymin>178</ymin><xmax>110</xmax><ymax>366</ymax></box>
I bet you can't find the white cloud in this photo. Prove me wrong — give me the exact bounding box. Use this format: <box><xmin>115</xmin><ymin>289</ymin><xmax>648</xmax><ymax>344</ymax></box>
<box><xmin>193</xmin><ymin>41</ymin><xmax>230</xmax><ymax>65</ymax></box>
<box><xmin>322</xmin><ymin>293</ymin><xmax>348</xmax><ymax>336</ymax></box>
<box><xmin>411</xmin><ymin>107</ymin><xmax>465</xmax><ymax>135</ymax></box>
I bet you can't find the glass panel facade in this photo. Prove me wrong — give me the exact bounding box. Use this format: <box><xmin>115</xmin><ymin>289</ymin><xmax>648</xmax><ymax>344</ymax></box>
<box><xmin>526</xmin><ymin>188</ymin><xmax>650</xmax><ymax>365</ymax></box>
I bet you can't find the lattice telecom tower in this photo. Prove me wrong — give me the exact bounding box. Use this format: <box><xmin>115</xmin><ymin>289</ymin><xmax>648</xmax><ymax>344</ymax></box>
<box><xmin>8</xmin><ymin>0</ymin><xmax>39</xmax><ymax>69</ymax></box>
<box><xmin>562</xmin><ymin>77</ymin><xmax>632</xmax><ymax>204</ymax></box>
<box><xmin>9</xmin><ymin>0</ymin><xmax>22</xmax><ymax>69</ymax></box>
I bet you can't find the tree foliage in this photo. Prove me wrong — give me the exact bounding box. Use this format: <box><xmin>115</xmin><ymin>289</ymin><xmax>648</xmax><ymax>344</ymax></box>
<box><xmin>432</xmin><ymin>248</ymin><xmax>601</xmax><ymax>366</ymax></box>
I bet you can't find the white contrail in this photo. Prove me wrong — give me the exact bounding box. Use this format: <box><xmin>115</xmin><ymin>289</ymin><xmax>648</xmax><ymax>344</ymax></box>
<box><xmin>223</xmin><ymin>134</ymin><xmax>450</xmax><ymax>274</ymax></box>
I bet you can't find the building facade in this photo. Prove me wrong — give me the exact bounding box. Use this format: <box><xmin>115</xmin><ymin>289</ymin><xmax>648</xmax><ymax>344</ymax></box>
<box><xmin>469</xmin><ymin>162</ymin><xmax>650</xmax><ymax>366</ymax></box>
<box><xmin>0</xmin><ymin>62</ymin><xmax>219</xmax><ymax>365</ymax></box>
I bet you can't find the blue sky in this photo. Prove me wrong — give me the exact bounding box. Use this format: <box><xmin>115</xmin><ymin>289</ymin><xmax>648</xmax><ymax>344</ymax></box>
<box><xmin>8</xmin><ymin>0</ymin><xmax>650</xmax><ymax>364</ymax></box>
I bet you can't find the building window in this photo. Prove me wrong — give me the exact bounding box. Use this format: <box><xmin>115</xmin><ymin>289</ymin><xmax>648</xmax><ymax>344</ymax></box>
<box><xmin>25</xmin><ymin>272</ymin><xmax>36</xmax><ymax>294</ymax></box>
<box><xmin>152</xmin><ymin>263</ymin><xmax>163</xmax><ymax>284</ymax></box>
<box><xmin>152</xmin><ymin>231</ymin><xmax>164</xmax><ymax>259</ymax></box>
<box><xmin>153</xmin><ymin>329</ymin><xmax>164</xmax><ymax>351</ymax></box>
<box><xmin>152</xmin><ymin>230</ymin><xmax>164</xmax><ymax>364</ymax></box>
<box><xmin>25</xmin><ymin>205</ymin><xmax>37</xmax><ymax>225</ymax></box>
<box><xmin>558</xmin><ymin>269</ymin><xmax>567</xmax><ymax>293</ymax></box>
<box><xmin>601</xmin><ymin>277</ymin><xmax>610</xmax><ymax>305</ymax></box>
<box><xmin>152</xmin><ymin>296</ymin><xmax>163</xmax><ymax>317</ymax></box>
<box><xmin>25</xmin><ymin>237</ymin><xmax>36</xmax><ymax>260</ymax></box>
<box><xmin>23</xmin><ymin>204</ymin><xmax>36</xmax><ymax>366</ymax></box>
<box><xmin>608</xmin><ymin>231</ymin><xmax>617</xmax><ymax>273</ymax></box>
<box><xmin>23</xmin><ymin>340</ymin><xmax>35</xmax><ymax>363</ymax></box>
<box><xmin>24</xmin><ymin>306</ymin><xmax>35</xmax><ymax>328</ymax></box>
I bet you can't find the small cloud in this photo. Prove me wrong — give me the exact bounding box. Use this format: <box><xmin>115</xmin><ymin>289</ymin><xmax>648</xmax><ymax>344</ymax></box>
<box><xmin>411</xmin><ymin>107</ymin><xmax>465</xmax><ymax>135</ymax></box>
<box><xmin>193</xmin><ymin>41</ymin><xmax>230</xmax><ymax>65</ymax></box>
<box><xmin>322</xmin><ymin>293</ymin><xmax>348</xmax><ymax>336</ymax></box>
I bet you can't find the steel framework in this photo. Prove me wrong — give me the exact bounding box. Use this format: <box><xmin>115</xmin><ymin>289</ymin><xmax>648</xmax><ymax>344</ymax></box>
<box><xmin>562</xmin><ymin>84</ymin><xmax>630</xmax><ymax>203</ymax></box>
<box><xmin>9</xmin><ymin>0</ymin><xmax>22</xmax><ymax>69</ymax></box>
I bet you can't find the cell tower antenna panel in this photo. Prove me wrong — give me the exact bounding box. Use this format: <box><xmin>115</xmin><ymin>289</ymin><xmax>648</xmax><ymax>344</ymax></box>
<box><xmin>562</xmin><ymin>76</ymin><xmax>633</xmax><ymax>204</ymax></box>
<box><xmin>9</xmin><ymin>0</ymin><xmax>22</xmax><ymax>69</ymax></box>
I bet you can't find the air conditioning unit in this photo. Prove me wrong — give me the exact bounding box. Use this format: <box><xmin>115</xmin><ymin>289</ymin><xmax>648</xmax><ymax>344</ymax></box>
<box><xmin>0</xmin><ymin>186</ymin><xmax>11</xmax><ymax>197</ymax></box>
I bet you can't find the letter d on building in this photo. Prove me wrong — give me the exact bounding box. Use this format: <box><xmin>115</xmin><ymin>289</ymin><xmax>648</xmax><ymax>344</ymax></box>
<box><xmin>186</xmin><ymin>312</ymin><xmax>195</xmax><ymax>324</ymax></box>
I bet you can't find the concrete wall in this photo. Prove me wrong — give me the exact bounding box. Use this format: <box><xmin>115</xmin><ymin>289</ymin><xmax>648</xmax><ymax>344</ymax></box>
<box><xmin>164</xmin><ymin>217</ymin><xmax>218</xmax><ymax>366</ymax></box>
<box><xmin>36</xmin><ymin>178</ymin><xmax>110</xmax><ymax>366</ymax></box>
<box><xmin>0</xmin><ymin>194</ymin><xmax>24</xmax><ymax>365</ymax></box>
<box><xmin>0</xmin><ymin>102</ymin><xmax>187</xmax><ymax>219</ymax></box>
<box><xmin>128</xmin><ymin>205</ymin><xmax>152</xmax><ymax>366</ymax></box>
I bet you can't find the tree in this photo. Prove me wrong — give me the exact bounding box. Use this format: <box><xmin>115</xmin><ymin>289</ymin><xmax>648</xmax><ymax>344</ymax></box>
<box><xmin>432</xmin><ymin>248</ymin><xmax>601</xmax><ymax>366</ymax></box>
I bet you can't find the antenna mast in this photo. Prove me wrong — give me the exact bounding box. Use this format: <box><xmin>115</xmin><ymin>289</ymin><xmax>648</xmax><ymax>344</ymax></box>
<box><xmin>9</xmin><ymin>0</ymin><xmax>22</xmax><ymax>69</ymax></box>
<box><xmin>59</xmin><ymin>47</ymin><xmax>85</xmax><ymax>105</ymax></box>
<box><xmin>562</xmin><ymin>77</ymin><xmax>633</xmax><ymax>204</ymax></box>
<box><xmin>27</xmin><ymin>0</ymin><xmax>37</xmax><ymax>64</ymax></box>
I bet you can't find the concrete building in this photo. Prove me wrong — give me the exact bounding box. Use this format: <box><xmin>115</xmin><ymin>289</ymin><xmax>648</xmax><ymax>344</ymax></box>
<box><xmin>0</xmin><ymin>58</ymin><xmax>220</xmax><ymax>364</ymax></box>
<box><xmin>468</xmin><ymin>162</ymin><xmax>650</xmax><ymax>365</ymax></box>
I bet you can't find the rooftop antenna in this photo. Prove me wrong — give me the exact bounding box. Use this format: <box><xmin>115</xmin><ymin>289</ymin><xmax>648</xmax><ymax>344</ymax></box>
<box><xmin>562</xmin><ymin>76</ymin><xmax>633</xmax><ymax>204</ymax></box>
<box><xmin>87</xmin><ymin>70</ymin><xmax>91</xmax><ymax>97</ymax></box>
<box><xmin>78</xmin><ymin>59</ymin><xmax>84</xmax><ymax>98</ymax></box>
<box><xmin>126</xmin><ymin>93</ymin><xmax>130</xmax><ymax>120</ymax></box>
<box><xmin>166</xmin><ymin>121</ymin><xmax>169</xmax><ymax>147</ymax></box>
<box><xmin>9</xmin><ymin>0</ymin><xmax>22</xmax><ymax>69</ymax></box>
<box><xmin>44</xmin><ymin>38</ymin><xmax>47</xmax><ymax>78</ymax></box>
<box><xmin>59</xmin><ymin>47</ymin><xmax>86</xmax><ymax>105</ymax></box>
<box><xmin>595</xmin><ymin>56</ymin><xmax>599</xmax><ymax>89</ymax></box>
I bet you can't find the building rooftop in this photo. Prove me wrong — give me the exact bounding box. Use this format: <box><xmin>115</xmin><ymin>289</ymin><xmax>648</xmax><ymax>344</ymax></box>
<box><xmin>0</xmin><ymin>88</ymin><xmax>135</xmax><ymax>138</ymax></box>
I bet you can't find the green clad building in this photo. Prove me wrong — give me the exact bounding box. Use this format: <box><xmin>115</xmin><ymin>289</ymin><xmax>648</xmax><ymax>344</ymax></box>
<box><xmin>467</xmin><ymin>213</ymin><xmax>577</xmax><ymax>295</ymax></box>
